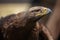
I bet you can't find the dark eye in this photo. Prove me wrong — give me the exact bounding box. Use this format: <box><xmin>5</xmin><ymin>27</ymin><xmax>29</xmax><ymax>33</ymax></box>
<box><xmin>31</xmin><ymin>9</ymin><xmax>41</xmax><ymax>12</ymax></box>
<box><xmin>34</xmin><ymin>9</ymin><xmax>40</xmax><ymax>12</ymax></box>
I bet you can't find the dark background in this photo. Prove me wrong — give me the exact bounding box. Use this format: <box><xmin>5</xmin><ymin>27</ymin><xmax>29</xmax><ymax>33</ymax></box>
<box><xmin>0</xmin><ymin>0</ymin><xmax>56</xmax><ymax>8</ymax></box>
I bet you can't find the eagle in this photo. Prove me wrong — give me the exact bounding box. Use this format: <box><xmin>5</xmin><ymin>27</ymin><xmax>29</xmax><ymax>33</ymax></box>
<box><xmin>0</xmin><ymin>6</ymin><xmax>53</xmax><ymax>40</ymax></box>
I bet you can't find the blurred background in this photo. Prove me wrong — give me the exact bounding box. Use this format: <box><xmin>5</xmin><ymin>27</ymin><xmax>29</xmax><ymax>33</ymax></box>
<box><xmin>0</xmin><ymin>0</ymin><xmax>56</xmax><ymax>17</ymax></box>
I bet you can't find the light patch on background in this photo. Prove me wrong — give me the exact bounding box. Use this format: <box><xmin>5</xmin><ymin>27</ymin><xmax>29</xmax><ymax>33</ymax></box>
<box><xmin>0</xmin><ymin>3</ymin><xmax>30</xmax><ymax>17</ymax></box>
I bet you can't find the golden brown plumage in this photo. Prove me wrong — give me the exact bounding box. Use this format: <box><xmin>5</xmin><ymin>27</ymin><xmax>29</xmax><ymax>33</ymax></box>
<box><xmin>0</xmin><ymin>6</ymin><xmax>53</xmax><ymax>40</ymax></box>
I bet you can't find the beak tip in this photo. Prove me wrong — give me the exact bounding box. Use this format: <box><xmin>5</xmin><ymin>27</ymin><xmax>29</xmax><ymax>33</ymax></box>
<box><xmin>47</xmin><ymin>8</ymin><xmax>52</xmax><ymax>14</ymax></box>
